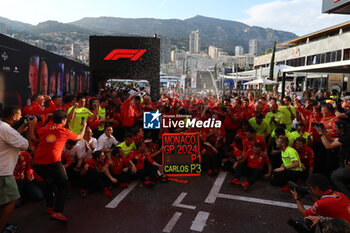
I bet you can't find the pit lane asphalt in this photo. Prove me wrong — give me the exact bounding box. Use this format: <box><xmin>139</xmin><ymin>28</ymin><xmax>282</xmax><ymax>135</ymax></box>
<box><xmin>10</xmin><ymin>172</ymin><xmax>314</xmax><ymax>233</ymax></box>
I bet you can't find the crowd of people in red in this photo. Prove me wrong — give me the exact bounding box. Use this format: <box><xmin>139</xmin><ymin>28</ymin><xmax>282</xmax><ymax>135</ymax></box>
<box><xmin>2</xmin><ymin>85</ymin><xmax>350</xmax><ymax>228</ymax></box>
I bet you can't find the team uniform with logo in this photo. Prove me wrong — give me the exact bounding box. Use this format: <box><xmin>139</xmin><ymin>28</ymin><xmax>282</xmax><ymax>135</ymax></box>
<box><xmin>33</xmin><ymin>124</ymin><xmax>78</xmax><ymax>213</ymax></box>
<box><xmin>305</xmin><ymin>190</ymin><xmax>350</xmax><ymax>223</ymax></box>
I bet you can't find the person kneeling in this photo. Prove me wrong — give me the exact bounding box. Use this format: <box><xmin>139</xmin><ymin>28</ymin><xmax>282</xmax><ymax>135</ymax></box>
<box><xmin>230</xmin><ymin>143</ymin><xmax>272</xmax><ymax>190</ymax></box>
<box><xmin>128</xmin><ymin>142</ymin><xmax>163</xmax><ymax>187</ymax></box>
<box><xmin>104</xmin><ymin>147</ymin><xmax>130</xmax><ymax>189</ymax></box>
<box><xmin>80</xmin><ymin>151</ymin><xmax>112</xmax><ymax>197</ymax></box>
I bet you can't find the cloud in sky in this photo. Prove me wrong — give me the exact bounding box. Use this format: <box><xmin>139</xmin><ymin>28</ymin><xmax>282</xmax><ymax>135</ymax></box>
<box><xmin>242</xmin><ymin>0</ymin><xmax>350</xmax><ymax>36</ymax></box>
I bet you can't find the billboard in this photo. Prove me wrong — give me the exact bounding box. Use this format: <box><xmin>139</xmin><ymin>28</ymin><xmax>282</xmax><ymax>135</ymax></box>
<box><xmin>0</xmin><ymin>34</ymin><xmax>89</xmax><ymax>107</ymax></box>
<box><xmin>323</xmin><ymin>0</ymin><xmax>350</xmax><ymax>14</ymax></box>
<box><xmin>89</xmin><ymin>36</ymin><xmax>160</xmax><ymax>98</ymax></box>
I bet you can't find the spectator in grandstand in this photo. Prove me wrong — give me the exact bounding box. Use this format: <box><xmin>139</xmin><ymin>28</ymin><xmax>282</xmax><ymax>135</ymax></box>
<box><xmin>291</xmin><ymin>174</ymin><xmax>350</xmax><ymax>223</ymax></box>
<box><xmin>67</xmin><ymin>95</ymin><xmax>97</xmax><ymax>134</ymax></box>
<box><xmin>270</xmin><ymin>136</ymin><xmax>302</xmax><ymax>191</ymax></box>
<box><xmin>230</xmin><ymin>143</ymin><xmax>272</xmax><ymax>190</ymax></box>
<box><xmin>117</xmin><ymin>133</ymin><xmax>136</xmax><ymax>158</ymax></box>
<box><xmin>33</xmin><ymin>110</ymin><xmax>86</xmax><ymax>221</ymax></box>
<box><xmin>0</xmin><ymin>105</ymin><xmax>36</xmax><ymax>232</ymax></box>
<box><xmin>80</xmin><ymin>151</ymin><xmax>112</xmax><ymax>197</ymax></box>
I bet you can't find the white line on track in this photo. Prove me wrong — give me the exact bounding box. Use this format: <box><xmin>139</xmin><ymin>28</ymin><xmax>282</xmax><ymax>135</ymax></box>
<box><xmin>172</xmin><ymin>192</ymin><xmax>196</xmax><ymax>210</ymax></box>
<box><xmin>105</xmin><ymin>182</ymin><xmax>138</xmax><ymax>208</ymax></box>
<box><xmin>163</xmin><ymin>212</ymin><xmax>182</xmax><ymax>233</ymax></box>
<box><xmin>217</xmin><ymin>193</ymin><xmax>311</xmax><ymax>209</ymax></box>
<box><xmin>205</xmin><ymin>171</ymin><xmax>227</xmax><ymax>204</ymax></box>
<box><xmin>190</xmin><ymin>211</ymin><xmax>210</xmax><ymax>232</ymax></box>
<box><xmin>205</xmin><ymin>171</ymin><xmax>311</xmax><ymax>209</ymax></box>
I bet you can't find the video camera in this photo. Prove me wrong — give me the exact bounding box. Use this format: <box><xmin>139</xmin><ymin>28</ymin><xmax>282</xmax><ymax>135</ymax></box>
<box><xmin>13</xmin><ymin>114</ymin><xmax>42</xmax><ymax>130</ymax></box>
<box><xmin>287</xmin><ymin>217</ymin><xmax>315</xmax><ymax>233</ymax></box>
<box><xmin>288</xmin><ymin>181</ymin><xmax>309</xmax><ymax>197</ymax></box>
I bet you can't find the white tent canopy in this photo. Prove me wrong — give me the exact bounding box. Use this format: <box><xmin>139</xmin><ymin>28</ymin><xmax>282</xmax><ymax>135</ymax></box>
<box><xmin>244</xmin><ymin>78</ymin><xmax>278</xmax><ymax>85</ymax></box>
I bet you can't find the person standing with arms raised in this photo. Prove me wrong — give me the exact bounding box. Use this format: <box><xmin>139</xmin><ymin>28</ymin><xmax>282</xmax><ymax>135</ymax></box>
<box><xmin>33</xmin><ymin>110</ymin><xmax>86</xmax><ymax>221</ymax></box>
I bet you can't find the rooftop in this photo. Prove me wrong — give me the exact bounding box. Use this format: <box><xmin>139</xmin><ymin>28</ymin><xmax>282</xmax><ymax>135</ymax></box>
<box><xmin>277</xmin><ymin>21</ymin><xmax>350</xmax><ymax>49</ymax></box>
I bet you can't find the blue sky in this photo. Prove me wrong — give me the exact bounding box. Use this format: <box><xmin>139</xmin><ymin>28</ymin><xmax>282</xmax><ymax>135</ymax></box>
<box><xmin>1</xmin><ymin>0</ymin><xmax>350</xmax><ymax>35</ymax></box>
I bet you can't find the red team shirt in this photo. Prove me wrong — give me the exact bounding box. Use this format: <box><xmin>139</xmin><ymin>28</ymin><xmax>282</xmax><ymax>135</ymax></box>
<box><xmin>14</xmin><ymin>151</ymin><xmax>33</xmax><ymax>180</ymax></box>
<box><xmin>128</xmin><ymin>150</ymin><xmax>154</xmax><ymax>170</ymax></box>
<box><xmin>34</xmin><ymin>124</ymin><xmax>78</xmax><ymax>165</ymax></box>
<box><xmin>305</xmin><ymin>190</ymin><xmax>350</xmax><ymax>223</ymax></box>
<box><xmin>245</xmin><ymin>150</ymin><xmax>270</xmax><ymax>170</ymax></box>
<box><xmin>242</xmin><ymin>135</ymin><xmax>267</xmax><ymax>152</ymax></box>
<box><xmin>106</xmin><ymin>156</ymin><xmax>128</xmax><ymax>175</ymax></box>
<box><xmin>294</xmin><ymin>145</ymin><xmax>315</xmax><ymax>168</ymax></box>
<box><xmin>84</xmin><ymin>158</ymin><xmax>105</xmax><ymax>172</ymax></box>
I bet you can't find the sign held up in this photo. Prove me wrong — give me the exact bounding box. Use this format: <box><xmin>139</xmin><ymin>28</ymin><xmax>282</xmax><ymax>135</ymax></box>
<box><xmin>162</xmin><ymin>133</ymin><xmax>201</xmax><ymax>176</ymax></box>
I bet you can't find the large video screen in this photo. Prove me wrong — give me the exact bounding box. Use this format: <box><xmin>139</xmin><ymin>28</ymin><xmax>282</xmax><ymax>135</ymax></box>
<box><xmin>0</xmin><ymin>34</ymin><xmax>89</xmax><ymax>107</ymax></box>
<box><xmin>89</xmin><ymin>36</ymin><xmax>160</xmax><ymax>97</ymax></box>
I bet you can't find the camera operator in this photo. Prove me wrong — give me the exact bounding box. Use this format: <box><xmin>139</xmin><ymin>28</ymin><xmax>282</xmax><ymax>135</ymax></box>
<box><xmin>23</xmin><ymin>94</ymin><xmax>56</xmax><ymax>130</ymax></box>
<box><xmin>314</xmin><ymin>119</ymin><xmax>350</xmax><ymax>198</ymax></box>
<box><xmin>0</xmin><ymin>106</ymin><xmax>36</xmax><ymax>233</ymax></box>
<box><xmin>305</xmin><ymin>216</ymin><xmax>350</xmax><ymax>233</ymax></box>
<box><xmin>291</xmin><ymin>174</ymin><xmax>350</xmax><ymax>223</ymax></box>
<box><xmin>334</xmin><ymin>96</ymin><xmax>350</xmax><ymax>123</ymax></box>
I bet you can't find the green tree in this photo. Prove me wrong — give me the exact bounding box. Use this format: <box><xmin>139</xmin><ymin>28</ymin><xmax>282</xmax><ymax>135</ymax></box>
<box><xmin>268</xmin><ymin>40</ymin><xmax>276</xmax><ymax>91</ymax></box>
<box><xmin>265</xmin><ymin>48</ymin><xmax>272</xmax><ymax>54</ymax></box>
<box><xmin>268</xmin><ymin>40</ymin><xmax>276</xmax><ymax>81</ymax></box>
<box><xmin>214</xmin><ymin>63</ymin><xmax>218</xmax><ymax>80</ymax></box>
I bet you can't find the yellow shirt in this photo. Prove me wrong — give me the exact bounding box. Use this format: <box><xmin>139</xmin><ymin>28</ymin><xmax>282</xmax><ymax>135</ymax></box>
<box><xmin>67</xmin><ymin>106</ymin><xmax>92</xmax><ymax>134</ymax></box>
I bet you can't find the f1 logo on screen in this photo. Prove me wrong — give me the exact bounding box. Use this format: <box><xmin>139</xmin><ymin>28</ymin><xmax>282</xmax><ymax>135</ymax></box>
<box><xmin>104</xmin><ymin>49</ymin><xmax>147</xmax><ymax>61</ymax></box>
<box><xmin>143</xmin><ymin>110</ymin><xmax>161</xmax><ymax>129</ymax></box>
